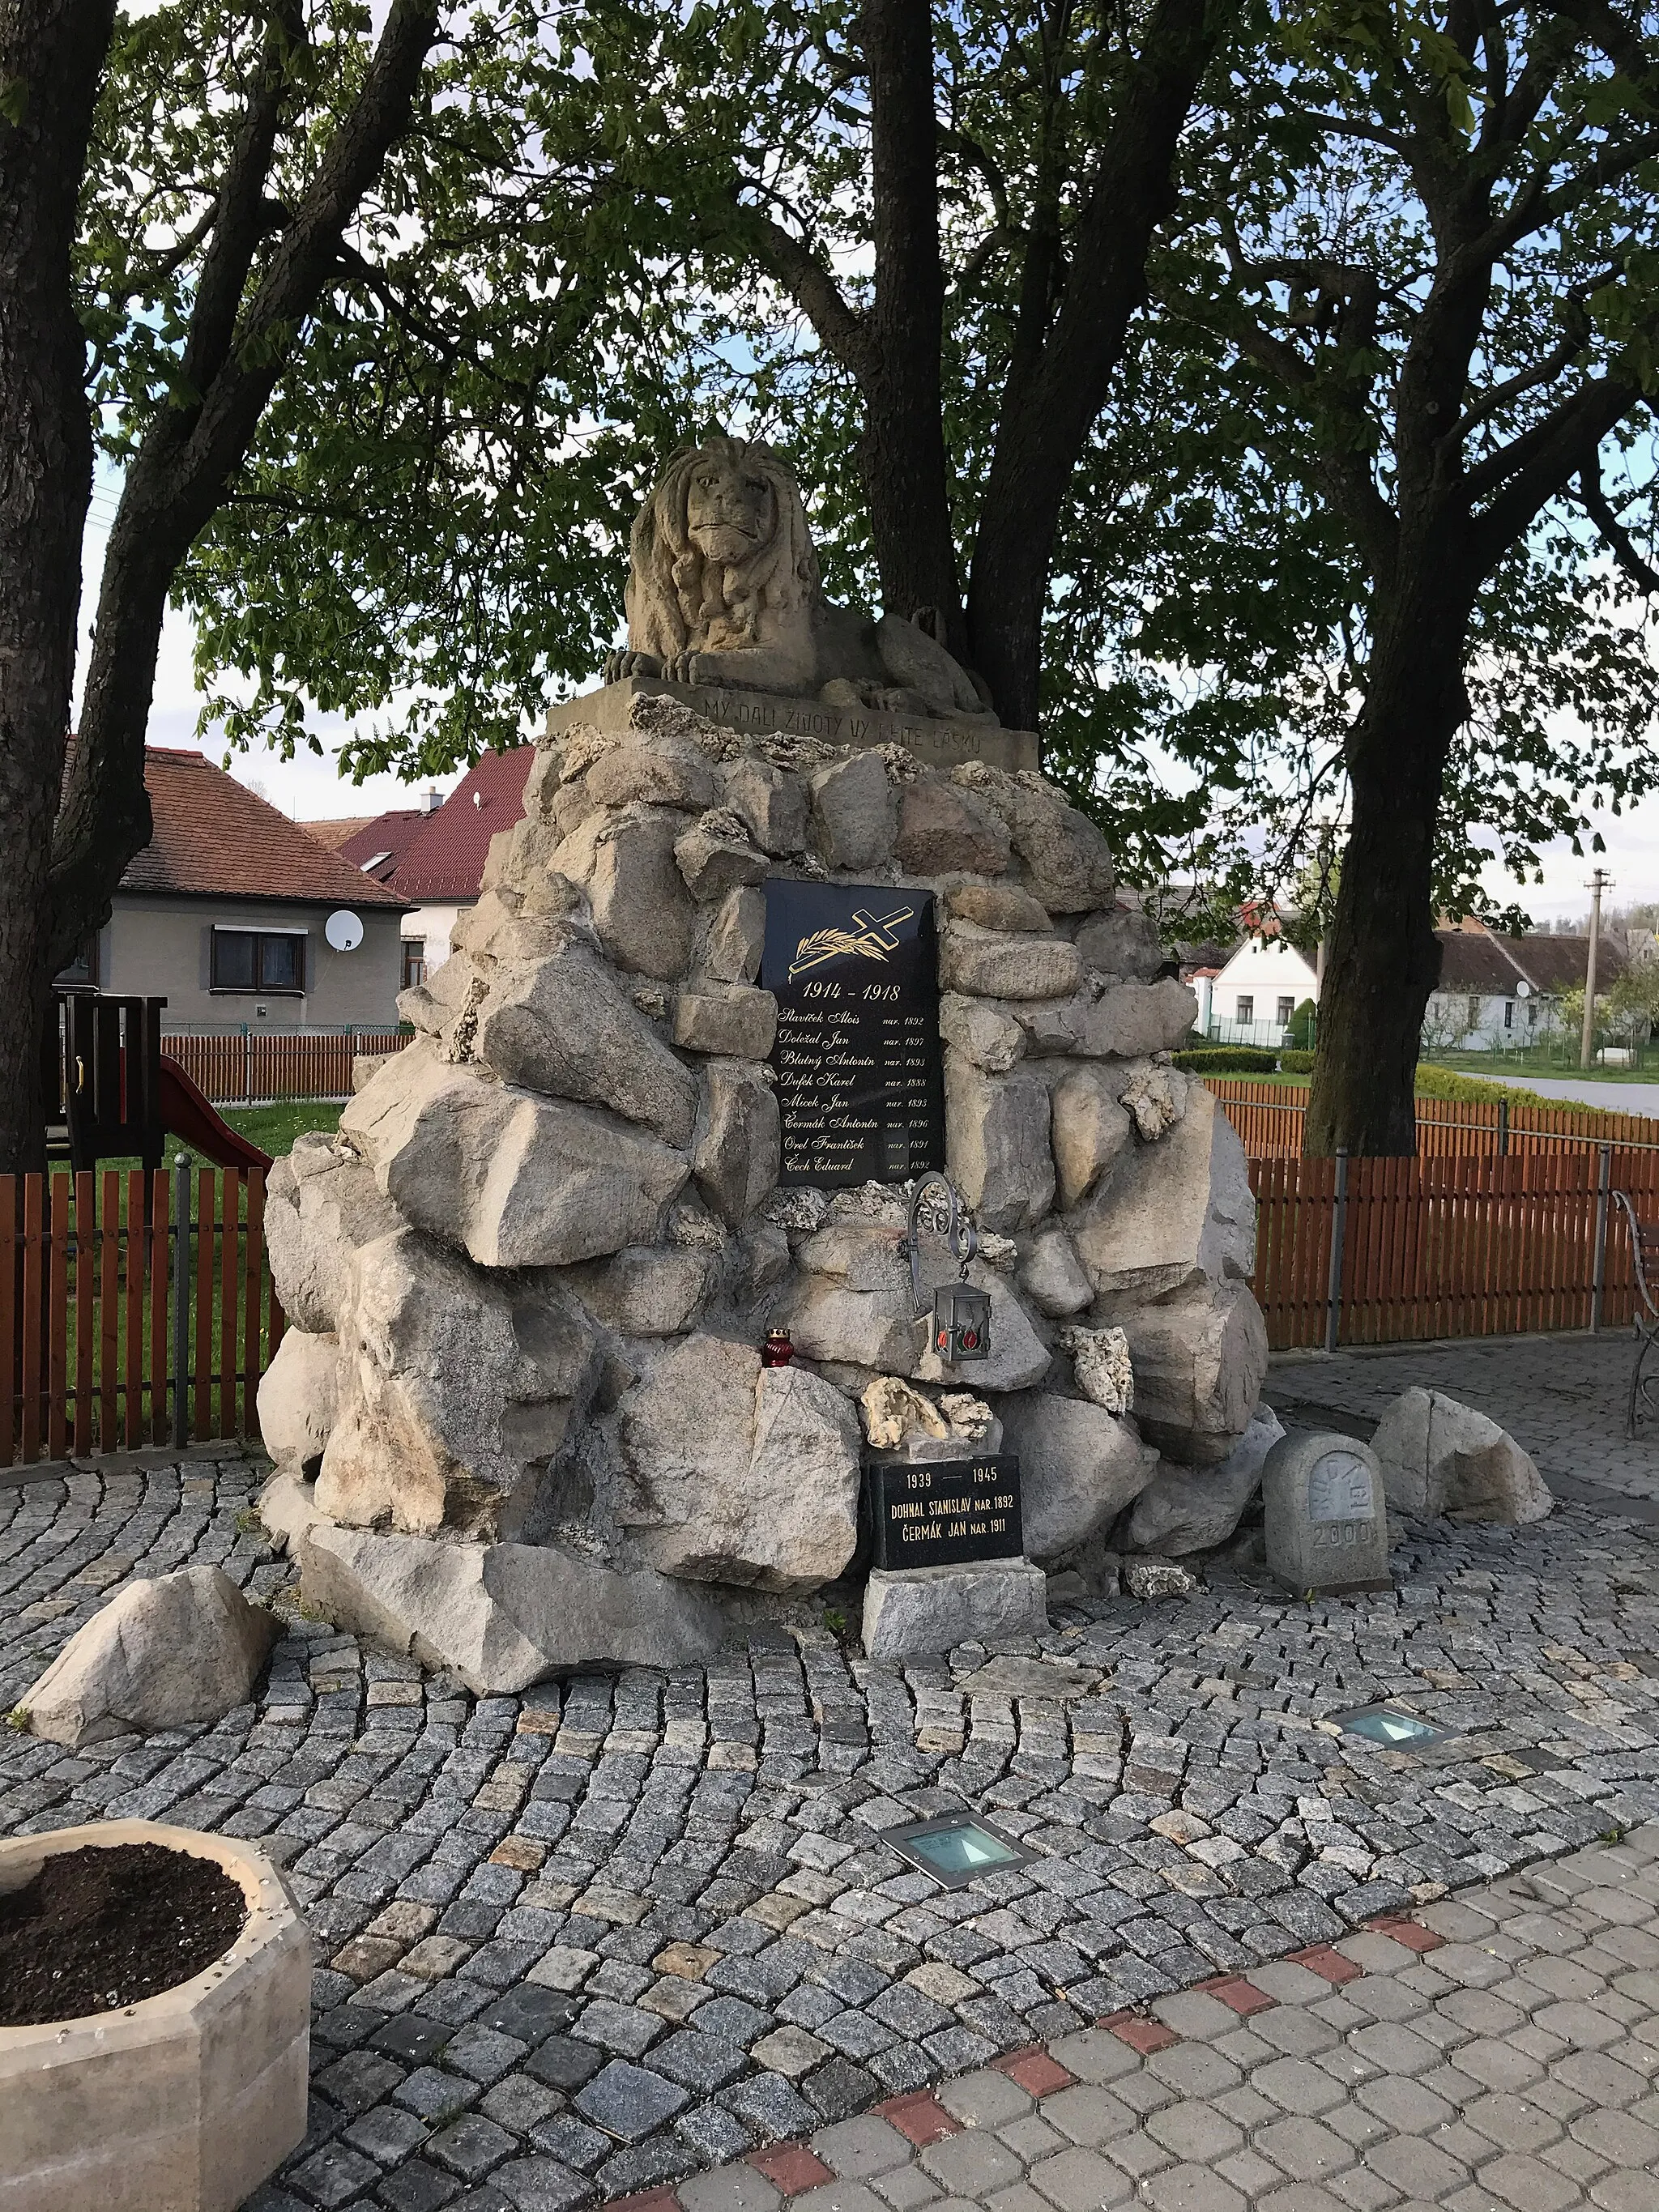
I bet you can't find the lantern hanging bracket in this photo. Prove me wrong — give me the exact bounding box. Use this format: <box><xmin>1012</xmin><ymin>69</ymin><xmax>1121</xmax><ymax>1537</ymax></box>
<box><xmin>906</xmin><ymin>1174</ymin><xmax>977</xmax><ymax>1322</ymax></box>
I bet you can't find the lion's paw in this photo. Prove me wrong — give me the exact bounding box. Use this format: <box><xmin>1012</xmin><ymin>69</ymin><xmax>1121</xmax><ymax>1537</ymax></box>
<box><xmin>611</xmin><ymin>649</ymin><xmax>664</xmax><ymax>680</ymax></box>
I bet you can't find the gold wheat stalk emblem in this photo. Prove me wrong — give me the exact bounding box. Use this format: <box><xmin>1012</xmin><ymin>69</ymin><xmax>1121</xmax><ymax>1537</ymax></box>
<box><xmin>788</xmin><ymin>906</ymin><xmax>916</xmax><ymax>981</ymax></box>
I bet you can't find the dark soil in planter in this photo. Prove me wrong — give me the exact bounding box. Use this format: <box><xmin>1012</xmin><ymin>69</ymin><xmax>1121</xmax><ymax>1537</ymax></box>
<box><xmin>0</xmin><ymin>1841</ymin><xmax>247</xmax><ymax>2025</ymax></box>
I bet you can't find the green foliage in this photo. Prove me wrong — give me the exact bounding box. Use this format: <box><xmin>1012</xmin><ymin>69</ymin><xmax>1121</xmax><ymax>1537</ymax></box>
<box><xmin>1280</xmin><ymin>1045</ymin><xmax>1316</xmax><ymax>1072</ymax></box>
<box><xmin>1172</xmin><ymin>1046</ymin><xmax>1279</xmax><ymax>1073</ymax></box>
<box><xmin>1154</xmin><ymin>0</ymin><xmax>1659</xmax><ymax>917</ymax></box>
<box><xmin>68</xmin><ymin>0</ymin><xmax>1659</xmax><ymax>930</ymax></box>
<box><xmin>79</xmin><ymin>1</ymin><xmax>702</xmax><ymax>778</ymax></box>
<box><xmin>1409</xmin><ymin>1064</ymin><xmax>1627</xmax><ymax>1119</ymax></box>
<box><xmin>1605</xmin><ymin>963</ymin><xmax>1659</xmax><ymax>1040</ymax></box>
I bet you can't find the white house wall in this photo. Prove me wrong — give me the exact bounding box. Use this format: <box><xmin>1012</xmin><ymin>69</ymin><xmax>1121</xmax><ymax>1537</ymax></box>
<box><xmin>401</xmin><ymin>903</ymin><xmax>465</xmax><ymax>978</ymax></box>
<box><xmin>1206</xmin><ymin>936</ymin><xmax>1320</xmax><ymax>1045</ymax></box>
<box><xmin>1422</xmin><ymin>987</ymin><xmax>1559</xmax><ymax>1051</ymax></box>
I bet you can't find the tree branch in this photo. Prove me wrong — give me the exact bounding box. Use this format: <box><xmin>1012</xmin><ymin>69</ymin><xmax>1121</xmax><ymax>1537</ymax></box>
<box><xmin>1481</xmin><ymin>125</ymin><xmax>1659</xmax><ymax>262</ymax></box>
<box><xmin>1469</xmin><ymin>373</ymin><xmax>1645</xmax><ymax>566</ymax></box>
<box><xmin>940</xmin><ymin>124</ymin><xmax>1013</xmax><ymax>231</ymax></box>
<box><xmin>1283</xmin><ymin>107</ymin><xmax>1412</xmax><ymax>155</ymax></box>
<box><xmin>176</xmin><ymin>0</ymin><xmax>445</xmax><ymax>514</ymax></box>
<box><xmin>50</xmin><ymin>0</ymin><xmax>445</xmax><ymax>969</ymax></box>
<box><xmin>745</xmin><ymin>209</ymin><xmax>873</xmax><ymax>379</ymax></box>
<box><xmin>177</xmin><ymin>0</ymin><xmax>305</xmax><ymax>402</ymax></box>
<box><xmin>1451</xmin><ymin>321</ymin><xmax>1588</xmax><ymax>441</ymax></box>
<box><xmin>1159</xmin><ymin>270</ymin><xmax>1399</xmax><ymax>578</ymax></box>
<box><xmin>1578</xmin><ymin>462</ymin><xmax>1659</xmax><ymax>593</ymax></box>
<box><xmin>332</xmin><ymin>237</ymin><xmax>458</xmax><ymax>362</ymax></box>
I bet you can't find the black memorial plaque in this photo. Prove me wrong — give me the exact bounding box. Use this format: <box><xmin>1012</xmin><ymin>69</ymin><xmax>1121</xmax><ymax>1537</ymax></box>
<box><xmin>867</xmin><ymin>1457</ymin><xmax>1023</xmax><ymax>1571</ymax></box>
<box><xmin>762</xmin><ymin>879</ymin><xmax>945</xmax><ymax>1187</ymax></box>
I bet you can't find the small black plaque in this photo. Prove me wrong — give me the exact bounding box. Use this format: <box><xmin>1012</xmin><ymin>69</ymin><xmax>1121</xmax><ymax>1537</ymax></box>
<box><xmin>762</xmin><ymin>879</ymin><xmax>945</xmax><ymax>1187</ymax></box>
<box><xmin>867</xmin><ymin>1456</ymin><xmax>1023</xmax><ymax>1570</ymax></box>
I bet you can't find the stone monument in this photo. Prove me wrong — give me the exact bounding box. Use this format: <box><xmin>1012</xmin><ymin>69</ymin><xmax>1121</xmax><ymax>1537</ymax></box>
<box><xmin>1261</xmin><ymin>1431</ymin><xmax>1391</xmax><ymax>1595</ymax></box>
<box><xmin>553</xmin><ymin>434</ymin><xmax>1038</xmax><ymax>777</ymax></box>
<box><xmin>255</xmin><ymin>434</ymin><xmax>1271</xmax><ymax>1683</ymax></box>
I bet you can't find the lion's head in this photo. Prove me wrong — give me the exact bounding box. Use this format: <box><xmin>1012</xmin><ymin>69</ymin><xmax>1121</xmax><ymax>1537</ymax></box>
<box><xmin>623</xmin><ymin>435</ymin><xmax>820</xmax><ymax>661</ymax></box>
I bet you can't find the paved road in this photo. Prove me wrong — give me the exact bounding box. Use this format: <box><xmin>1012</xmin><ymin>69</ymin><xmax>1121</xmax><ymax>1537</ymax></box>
<box><xmin>1457</xmin><ymin>1069</ymin><xmax>1659</xmax><ymax>1118</ymax></box>
<box><xmin>1271</xmin><ymin>1333</ymin><xmax>1659</xmax><ymax>1516</ymax></box>
<box><xmin>655</xmin><ymin>1826</ymin><xmax>1659</xmax><ymax>2212</ymax></box>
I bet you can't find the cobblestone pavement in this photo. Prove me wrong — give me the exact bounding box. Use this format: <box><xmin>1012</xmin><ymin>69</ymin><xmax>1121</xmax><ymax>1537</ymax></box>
<box><xmin>1270</xmin><ymin>1335</ymin><xmax>1659</xmax><ymax>1515</ymax></box>
<box><xmin>655</xmin><ymin>1826</ymin><xmax>1659</xmax><ymax>2212</ymax></box>
<box><xmin>3</xmin><ymin>1452</ymin><xmax>1659</xmax><ymax>2212</ymax></box>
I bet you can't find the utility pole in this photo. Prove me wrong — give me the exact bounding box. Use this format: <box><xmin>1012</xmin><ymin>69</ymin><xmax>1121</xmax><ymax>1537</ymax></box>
<box><xmin>1581</xmin><ymin>867</ymin><xmax>1613</xmax><ymax>1068</ymax></box>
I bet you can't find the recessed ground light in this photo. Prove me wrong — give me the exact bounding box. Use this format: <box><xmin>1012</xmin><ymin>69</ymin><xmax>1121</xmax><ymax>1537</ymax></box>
<box><xmin>883</xmin><ymin>1813</ymin><xmax>1034</xmax><ymax>1888</ymax></box>
<box><xmin>1333</xmin><ymin>1705</ymin><xmax>1451</xmax><ymax>1749</ymax></box>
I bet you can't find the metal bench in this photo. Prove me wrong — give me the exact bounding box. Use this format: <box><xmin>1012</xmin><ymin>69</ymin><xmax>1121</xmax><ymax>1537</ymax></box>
<box><xmin>1612</xmin><ymin>1189</ymin><xmax>1659</xmax><ymax>1436</ymax></box>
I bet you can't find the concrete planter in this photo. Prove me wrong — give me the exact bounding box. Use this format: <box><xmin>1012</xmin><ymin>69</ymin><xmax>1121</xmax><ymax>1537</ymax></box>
<box><xmin>0</xmin><ymin>1819</ymin><xmax>311</xmax><ymax>2212</ymax></box>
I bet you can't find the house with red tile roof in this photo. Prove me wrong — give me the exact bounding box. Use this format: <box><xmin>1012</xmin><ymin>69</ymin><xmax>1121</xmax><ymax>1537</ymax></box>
<box><xmin>331</xmin><ymin>747</ymin><xmax>534</xmax><ymax>982</ymax></box>
<box><xmin>66</xmin><ymin>748</ymin><xmax>408</xmax><ymax>1029</ymax></box>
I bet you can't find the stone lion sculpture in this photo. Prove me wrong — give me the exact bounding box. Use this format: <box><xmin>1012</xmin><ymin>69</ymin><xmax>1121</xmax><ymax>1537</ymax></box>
<box><xmin>604</xmin><ymin>433</ymin><xmax>998</xmax><ymax>723</ymax></box>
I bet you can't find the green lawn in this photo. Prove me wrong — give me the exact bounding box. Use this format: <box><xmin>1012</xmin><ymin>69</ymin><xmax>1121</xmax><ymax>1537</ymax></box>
<box><xmin>138</xmin><ymin>1098</ymin><xmax>343</xmax><ymax>1178</ymax></box>
<box><xmin>1421</xmin><ymin>1048</ymin><xmax>1659</xmax><ymax>1085</ymax></box>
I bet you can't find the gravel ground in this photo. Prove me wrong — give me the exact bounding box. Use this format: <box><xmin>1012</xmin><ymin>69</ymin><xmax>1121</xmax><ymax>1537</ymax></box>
<box><xmin>4</xmin><ymin>1445</ymin><xmax>1659</xmax><ymax>2210</ymax></box>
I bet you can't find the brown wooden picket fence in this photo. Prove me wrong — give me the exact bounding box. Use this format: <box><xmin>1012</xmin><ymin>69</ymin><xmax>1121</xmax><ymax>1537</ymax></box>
<box><xmin>1</xmin><ymin>1170</ymin><xmax>284</xmax><ymax>1466</ymax></box>
<box><xmin>1205</xmin><ymin>1076</ymin><xmax>1659</xmax><ymax>1160</ymax></box>
<box><xmin>1243</xmin><ymin>1141</ymin><xmax>1659</xmax><ymax>1350</ymax></box>
<box><xmin>161</xmin><ymin>1026</ymin><xmax>409</xmax><ymax>1106</ymax></box>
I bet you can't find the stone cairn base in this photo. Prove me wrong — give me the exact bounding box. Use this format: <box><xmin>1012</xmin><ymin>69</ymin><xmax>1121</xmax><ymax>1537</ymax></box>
<box><xmin>256</xmin><ymin>687</ymin><xmax>1270</xmax><ymax>1684</ymax></box>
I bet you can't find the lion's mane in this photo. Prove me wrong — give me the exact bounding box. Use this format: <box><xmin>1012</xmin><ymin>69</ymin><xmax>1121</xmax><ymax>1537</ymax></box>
<box><xmin>623</xmin><ymin>435</ymin><xmax>820</xmax><ymax>661</ymax></box>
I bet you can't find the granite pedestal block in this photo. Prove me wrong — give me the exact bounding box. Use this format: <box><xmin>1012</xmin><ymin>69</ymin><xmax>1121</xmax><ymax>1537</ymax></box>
<box><xmin>862</xmin><ymin>1558</ymin><xmax>1047</xmax><ymax>1658</ymax></box>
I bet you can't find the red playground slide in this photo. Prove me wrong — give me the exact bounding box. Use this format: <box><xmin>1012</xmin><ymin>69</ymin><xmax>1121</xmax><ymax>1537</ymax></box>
<box><xmin>158</xmin><ymin>1056</ymin><xmax>274</xmax><ymax>1170</ymax></box>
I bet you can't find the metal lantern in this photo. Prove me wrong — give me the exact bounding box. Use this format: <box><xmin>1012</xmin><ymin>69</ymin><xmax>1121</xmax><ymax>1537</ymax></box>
<box><xmin>906</xmin><ymin>1174</ymin><xmax>991</xmax><ymax>1365</ymax></box>
<box><xmin>930</xmin><ymin>1279</ymin><xmax>992</xmax><ymax>1364</ymax></box>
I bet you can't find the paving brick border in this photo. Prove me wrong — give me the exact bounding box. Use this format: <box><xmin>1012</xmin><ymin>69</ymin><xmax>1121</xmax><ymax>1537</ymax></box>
<box><xmin>603</xmin><ymin>1911</ymin><xmax>1452</xmax><ymax>2212</ymax></box>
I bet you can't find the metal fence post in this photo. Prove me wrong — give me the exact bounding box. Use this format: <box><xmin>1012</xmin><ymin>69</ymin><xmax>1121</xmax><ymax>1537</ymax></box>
<box><xmin>1498</xmin><ymin>1098</ymin><xmax>1509</xmax><ymax>1157</ymax></box>
<box><xmin>1324</xmin><ymin>1145</ymin><xmax>1349</xmax><ymax>1353</ymax></box>
<box><xmin>1592</xmin><ymin>1140</ymin><xmax>1612</xmax><ymax>1335</ymax></box>
<box><xmin>171</xmin><ymin>1156</ymin><xmax>190</xmax><ymax>1448</ymax></box>
<box><xmin>243</xmin><ymin>1023</ymin><xmax>253</xmax><ymax>1104</ymax></box>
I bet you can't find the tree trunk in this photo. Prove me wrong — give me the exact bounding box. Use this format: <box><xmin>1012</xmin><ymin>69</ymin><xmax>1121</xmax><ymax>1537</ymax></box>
<box><xmin>859</xmin><ymin>0</ymin><xmax>966</xmax><ymax>657</ymax></box>
<box><xmin>1305</xmin><ymin>567</ymin><xmax>1476</xmax><ymax>1157</ymax></box>
<box><xmin>0</xmin><ymin>0</ymin><xmax>119</xmax><ymax>1174</ymax></box>
<box><xmin>43</xmin><ymin>0</ymin><xmax>441</xmax><ymax>982</ymax></box>
<box><xmin>45</xmin><ymin>492</ymin><xmax>179</xmax><ymax>975</ymax></box>
<box><xmin>964</xmin><ymin>0</ymin><xmax>1223</xmax><ymax>731</ymax></box>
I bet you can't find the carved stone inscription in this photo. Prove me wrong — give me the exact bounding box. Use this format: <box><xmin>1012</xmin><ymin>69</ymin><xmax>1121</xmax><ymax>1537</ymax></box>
<box><xmin>763</xmin><ymin>879</ymin><xmax>945</xmax><ymax>1187</ymax></box>
<box><xmin>1307</xmin><ymin>1451</ymin><xmax>1376</xmax><ymax>1524</ymax></box>
<box><xmin>867</xmin><ymin>1457</ymin><xmax>1023</xmax><ymax>1571</ymax></box>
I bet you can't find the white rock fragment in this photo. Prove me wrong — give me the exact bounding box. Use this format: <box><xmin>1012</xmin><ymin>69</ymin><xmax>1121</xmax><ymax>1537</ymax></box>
<box><xmin>1371</xmin><ymin>1387</ymin><xmax>1552</xmax><ymax>1524</ymax></box>
<box><xmin>23</xmin><ymin>1567</ymin><xmax>278</xmax><ymax>1748</ymax></box>
<box><xmin>863</xmin><ymin>1561</ymin><xmax>1048</xmax><ymax>1659</ymax></box>
<box><xmin>1119</xmin><ymin>1059</ymin><xmax>1189</xmax><ymax>1141</ymax></box>
<box><xmin>861</xmin><ymin>1375</ymin><xmax>949</xmax><ymax>1451</ymax></box>
<box><xmin>996</xmin><ymin>1392</ymin><xmax>1158</xmax><ymax>1561</ymax></box>
<box><xmin>297</xmin><ymin>1528</ymin><xmax>723</xmax><ymax>1693</ymax></box>
<box><xmin>1057</xmin><ymin>1323</ymin><xmax>1135</xmax><ymax>1414</ymax></box>
<box><xmin>1125</xmin><ymin>1406</ymin><xmax>1286</xmax><ymax>1555</ymax></box>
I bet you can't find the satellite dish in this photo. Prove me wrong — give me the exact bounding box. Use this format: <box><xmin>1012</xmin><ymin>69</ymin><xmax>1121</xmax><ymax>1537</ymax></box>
<box><xmin>326</xmin><ymin>909</ymin><xmax>364</xmax><ymax>953</ymax></box>
<box><xmin>1516</xmin><ymin>979</ymin><xmax>1532</xmax><ymax>999</ymax></box>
